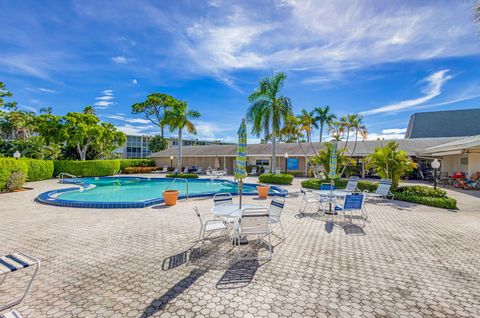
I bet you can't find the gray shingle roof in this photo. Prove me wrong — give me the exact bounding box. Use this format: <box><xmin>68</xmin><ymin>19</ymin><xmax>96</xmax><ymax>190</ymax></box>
<box><xmin>405</xmin><ymin>108</ymin><xmax>480</xmax><ymax>138</ymax></box>
<box><xmin>420</xmin><ymin>134</ymin><xmax>480</xmax><ymax>155</ymax></box>
<box><xmin>150</xmin><ymin>137</ymin><xmax>461</xmax><ymax>158</ymax></box>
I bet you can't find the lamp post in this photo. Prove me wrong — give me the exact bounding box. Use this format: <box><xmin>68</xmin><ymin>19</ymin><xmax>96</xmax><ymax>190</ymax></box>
<box><xmin>431</xmin><ymin>159</ymin><xmax>440</xmax><ymax>189</ymax></box>
<box><xmin>13</xmin><ymin>151</ymin><xmax>21</xmax><ymax>160</ymax></box>
<box><xmin>170</xmin><ymin>155</ymin><xmax>174</xmax><ymax>169</ymax></box>
<box><xmin>284</xmin><ymin>152</ymin><xmax>289</xmax><ymax>174</ymax></box>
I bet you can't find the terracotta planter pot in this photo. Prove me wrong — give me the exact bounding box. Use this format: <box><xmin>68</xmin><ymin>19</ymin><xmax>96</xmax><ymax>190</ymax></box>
<box><xmin>257</xmin><ymin>185</ymin><xmax>270</xmax><ymax>199</ymax></box>
<box><xmin>163</xmin><ymin>190</ymin><xmax>179</xmax><ymax>206</ymax></box>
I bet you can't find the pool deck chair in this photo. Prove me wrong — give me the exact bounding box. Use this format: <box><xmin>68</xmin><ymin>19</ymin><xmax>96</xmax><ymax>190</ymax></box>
<box><xmin>299</xmin><ymin>188</ymin><xmax>322</xmax><ymax>215</ymax></box>
<box><xmin>339</xmin><ymin>178</ymin><xmax>359</xmax><ymax>193</ymax></box>
<box><xmin>213</xmin><ymin>193</ymin><xmax>233</xmax><ymax>206</ymax></box>
<box><xmin>366</xmin><ymin>180</ymin><xmax>394</xmax><ymax>203</ymax></box>
<box><xmin>250</xmin><ymin>167</ymin><xmax>257</xmax><ymax>176</ymax></box>
<box><xmin>0</xmin><ymin>252</ymin><xmax>40</xmax><ymax>313</ymax></box>
<box><xmin>335</xmin><ymin>193</ymin><xmax>368</xmax><ymax>227</ymax></box>
<box><xmin>269</xmin><ymin>197</ymin><xmax>286</xmax><ymax>240</ymax></box>
<box><xmin>236</xmin><ymin>208</ymin><xmax>272</xmax><ymax>260</ymax></box>
<box><xmin>193</xmin><ymin>207</ymin><xmax>227</xmax><ymax>247</ymax></box>
<box><xmin>0</xmin><ymin>310</ymin><xmax>23</xmax><ymax>318</ymax></box>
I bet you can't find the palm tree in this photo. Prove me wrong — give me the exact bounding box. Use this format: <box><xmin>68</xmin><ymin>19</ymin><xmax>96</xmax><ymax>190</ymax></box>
<box><xmin>368</xmin><ymin>141</ymin><xmax>416</xmax><ymax>189</ymax></box>
<box><xmin>298</xmin><ymin>109</ymin><xmax>317</xmax><ymax>143</ymax></box>
<box><xmin>39</xmin><ymin>107</ymin><xmax>52</xmax><ymax>114</ymax></box>
<box><xmin>247</xmin><ymin>72</ymin><xmax>292</xmax><ymax>172</ymax></box>
<box><xmin>313</xmin><ymin>106</ymin><xmax>336</xmax><ymax>142</ymax></box>
<box><xmin>281</xmin><ymin>114</ymin><xmax>303</xmax><ymax>143</ymax></box>
<box><xmin>83</xmin><ymin>105</ymin><xmax>96</xmax><ymax>115</ymax></box>
<box><xmin>165</xmin><ymin>100</ymin><xmax>200</xmax><ymax>169</ymax></box>
<box><xmin>350</xmin><ymin>114</ymin><xmax>368</xmax><ymax>157</ymax></box>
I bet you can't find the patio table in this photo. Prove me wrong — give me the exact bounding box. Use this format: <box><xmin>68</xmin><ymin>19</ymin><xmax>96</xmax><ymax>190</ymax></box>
<box><xmin>312</xmin><ymin>190</ymin><xmax>351</xmax><ymax>214</ymax></box>
<box><xmin>211</xmin><ymin>203</ymin><xmax>264</xmax><ymax>245</ymax></box>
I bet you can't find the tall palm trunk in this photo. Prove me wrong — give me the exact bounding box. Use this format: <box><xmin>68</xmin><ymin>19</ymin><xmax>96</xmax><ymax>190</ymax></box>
<box><xmin>319</xmin><ymin>123</ymin><xmax>324</xmax><ymax>142</ymax></box>
<box><xmin>271</xmin><ymin>133</ymin><xmax>277</xmax><ymax>172</ymax></box>
<box><xmin>177</xmin><ymin>128</ymin><xmax>182</xmax><ymax>169</ymax></box>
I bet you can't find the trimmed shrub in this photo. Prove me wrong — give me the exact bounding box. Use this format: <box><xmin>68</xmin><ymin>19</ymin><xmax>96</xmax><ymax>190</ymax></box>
<box><xmin>392</xmin><ymin>185</ymin><xmax>456</xmax><ymax>209</ymax></box>
<box><xmin>6</xmin><ymin>171</ymin><xmax>26</xmax><ymax>192</ymax></box>
<box><xmin>0</xmin><ymin>158</ymin><xmax>29</xmax><ymax>192</ymax></box>
<box><xmin>124</xmin><ymin>166</ymin><xmax>159</xmax><ymax>174</ymax></box>
<box><xmin>393</xmin><ymin>191</ymin><xmax>457</xmax><ymax>209</ymax></box>
<box><xmin>119</xmin><ymin>159</ymin><xmax>155</xmax><ymax>172</ymax></box>
<box><xmin>166</xmin><ymin>173</ymin><xmax>199</xmax><ymax>178</ymax></box>
<box><xmin>301</xmin><ymin>178</ymin><xmax>347</xmax><ymax>189</ymax></box>
<box><xmin>53</xmin><ymin>160</ymin><xmax>120</xmax><ymax>177</ymax></box>
<box><xmin>258</xmin><ymin>173</ymin><xmax>294</xmax><ymax>185</ymax></box>
<box><xmin>24</xmin><ymin>159</ymin><xmax>54</xmax><ymax>181</ymax></box>
<box><xmin>357</xmin><ymin>180</ymin><xmax>378</xmax><ymax>192</ymax></box>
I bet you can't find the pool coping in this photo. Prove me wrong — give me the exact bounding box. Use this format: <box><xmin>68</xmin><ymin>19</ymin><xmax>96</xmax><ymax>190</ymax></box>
<box><xmin>36</xmin><ymin>176</ymin><xmax>288</xmax><ymax>209</ymax></box>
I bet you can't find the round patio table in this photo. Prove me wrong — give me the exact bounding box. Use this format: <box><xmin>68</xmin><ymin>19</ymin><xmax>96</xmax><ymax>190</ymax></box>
<box><xmin>312</xmin><ymin>190</ymin><xmax>351</xmax><ymax>214</ymax></box>
<box><xmin>211</xmin><ymin>203</ymin><xmax>264</xmax><ymax>218</ymax></box>
<box><xmin>211</xmin><ymin>203</ymin><xmax>265</xmax><ymax>245</ymax></box>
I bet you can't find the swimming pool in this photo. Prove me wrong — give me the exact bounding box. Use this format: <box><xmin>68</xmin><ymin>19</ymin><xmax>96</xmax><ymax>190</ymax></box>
<box><xmin>37</xmin><ymin>177</ymin><xmax>287</xmax><ymax>208</ymax></box>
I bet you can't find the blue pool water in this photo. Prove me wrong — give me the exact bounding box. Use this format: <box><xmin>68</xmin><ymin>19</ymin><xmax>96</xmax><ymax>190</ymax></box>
<box><xmin>37</xmin><ymin>177</ymin><xmax>287</xmax><ymax>208</ymax></box>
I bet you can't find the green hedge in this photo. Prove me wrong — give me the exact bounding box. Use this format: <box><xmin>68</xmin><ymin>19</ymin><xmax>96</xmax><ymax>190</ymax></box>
<box><xmin>0</xmin><ymin>158</ymin><xmax>29</xmax><ymax>192</ymax></box>
<box><xmin>24</xmin><ymin>159</ymin><xmax>54</xmax><ymax>181</ymax></box>
<box><xmin>258</xmin><ymin>173</ymin><xmax>294</xmax><ymax>185</ymax></box>
<box><xmin>393</xmin><ymin>185</ymin><xmax>457</xmax><ymax>209</ymax></box>
<box><xmin>166</xmin><ymin>173</ymin><xmax>199</xmax><ymax>178</ymax></box>
<box><xmin>53</xmin><ymin>160</ymin><xmax>120</xmax><ymax>177</ymax></box>
<box><xmin>119</xmin><ymin>159</ymin><xmax>155</xmax><ymax>172</ymax></box>
<box><xmin>301</xmin><ymin>178</ymin><xmax>378</xmax><ymax>192</ymax></box>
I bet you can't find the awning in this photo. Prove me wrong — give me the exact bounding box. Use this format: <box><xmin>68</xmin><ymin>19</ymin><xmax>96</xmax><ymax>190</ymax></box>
<box><xmin>431</xmin><ymin>150</ymin><xmax>463</xmax><ymax>156</ymax></box>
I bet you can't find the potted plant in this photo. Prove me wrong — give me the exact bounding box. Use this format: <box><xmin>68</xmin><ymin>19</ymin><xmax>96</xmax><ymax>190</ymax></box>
<box><xmin>257</xmin><ymin>184</ymin><xmax>270</xmax><ymax>199</ymax></box>
<box><xmin>163</xmin><ymin>190</ymin><xmax>179</xmax><ymax>206</ymax></box>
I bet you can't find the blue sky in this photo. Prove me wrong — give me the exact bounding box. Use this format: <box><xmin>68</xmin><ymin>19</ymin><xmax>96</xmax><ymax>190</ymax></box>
<box><xmin>1</xmin><ymin>0</ymin><xmax>480</xmax><ymax>143</ymax></box>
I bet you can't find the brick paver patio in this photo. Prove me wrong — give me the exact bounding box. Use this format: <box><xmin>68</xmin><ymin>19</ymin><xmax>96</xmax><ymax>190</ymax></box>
<box><xmin>1</xmin><ymin>178</ymin><xmax>479</xmax><ymax>317</ymax></box>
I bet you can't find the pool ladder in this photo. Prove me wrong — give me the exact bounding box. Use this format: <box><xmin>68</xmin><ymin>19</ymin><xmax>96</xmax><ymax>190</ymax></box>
<box><xmin>166</xmin><ymin>178</ymin><xmax>189</xmax><ymax>200</ymax></box>
<box><xmin>58</xmin><ymin>172</ymin><xmax>77</xmax><ymax>183</ymax></box>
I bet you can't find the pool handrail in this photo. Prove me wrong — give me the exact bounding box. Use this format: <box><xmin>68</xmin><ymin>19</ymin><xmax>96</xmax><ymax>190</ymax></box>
<box><xmin>165</xmin><ymin>178</ymin><xmax>189</xmax><ymax>200</ymax></box>
<box><xmin>58</xmin><ymin>172</ymin><xmax>77</xmax><ymax>183</ymax></box>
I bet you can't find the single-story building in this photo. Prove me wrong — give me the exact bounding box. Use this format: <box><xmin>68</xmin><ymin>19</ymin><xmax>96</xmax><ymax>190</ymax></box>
<box><xmin>420</xmin><ymin>135</ymin><xmax>480</xmax><ymax>176</ymax></box>
<box><xmin>150</xmin><ymin>137</ymin><xmax>461</xmax><ymax>177</ymax></box>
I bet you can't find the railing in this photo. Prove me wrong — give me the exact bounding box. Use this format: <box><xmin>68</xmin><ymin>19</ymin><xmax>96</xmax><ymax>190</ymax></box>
<box><xmin>165</xmin><ymin>178</ymin><xmax>189</xmax><ymax>200</ymax></box>
<box><xmin>58</xmin><ymin>172</ymin><xmax>77</xmax><ymax>183</ymax></box>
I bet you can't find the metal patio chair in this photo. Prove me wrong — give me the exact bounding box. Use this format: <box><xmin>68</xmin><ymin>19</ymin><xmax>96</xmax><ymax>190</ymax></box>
<box><xmin>235</xmin><ymin>208</ymin><xmax>272</xmax><ymax>260</ymax></box>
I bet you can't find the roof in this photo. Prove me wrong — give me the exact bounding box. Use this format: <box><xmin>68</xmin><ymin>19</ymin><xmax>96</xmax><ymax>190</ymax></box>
<box><xmin>405</xmin><ymin>108</ymin><xmax>480</xmax><ymax>138</ymax></box>
<box><xmin>420</xmin><ymin>134</ymin><xmax>480</xmax><ymax>156</ymax></box>
<box><xmin>150</xmin><ymin>137</ymin><xmax>461</xmax><ymax>158</ymax></box>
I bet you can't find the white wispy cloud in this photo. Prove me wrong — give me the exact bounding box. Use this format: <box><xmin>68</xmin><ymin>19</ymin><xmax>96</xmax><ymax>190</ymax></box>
<box><xmin>112</xmin><ymin>56</ymin><xmax>129</xmax><ymax>64</ymax></box>
<box><xmin>94</xmin><ymin>89</ymin><xmax>115</xmax><ymax>108</ymax></box>
<box><xmin>37</xmin><ymin>87</ymin><xmax>57</xmax><ymax>93</ymax></box>
<box><xmin>360</xmin><ymin>70</ymin><xmax>452</xmax><ymax>115</ymax></box>
<box><xmin>115</xmin><ymin>124</ymin><xmax>155</xmax><ymax>135</ymax></box>
<box><xmin>106</xmin><ymin>113</ymin><xmax>151</xmax><ymax>124</ymax></box>
<box><xmin>381</xmin><ymin>128</ymin><xmax>407</xmax><ymax>134</ymax></box>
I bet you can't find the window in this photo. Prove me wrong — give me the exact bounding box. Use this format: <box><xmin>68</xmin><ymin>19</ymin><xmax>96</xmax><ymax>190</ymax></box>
<box><xmin>255</xmin><ymin>159</ymin><xmax>269</xmax><ymax>166</ymax></box>
<box><xmin>459</xmin><ymin>157</ymin><xmax>468</xmax><ymax>166</ymax></box>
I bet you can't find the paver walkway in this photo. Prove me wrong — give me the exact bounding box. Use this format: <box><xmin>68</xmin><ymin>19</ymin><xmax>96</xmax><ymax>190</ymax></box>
<box><xmin>0</xmin><ymin>178</ymin><xmax>479</xmax><ymax>317</ymax></box>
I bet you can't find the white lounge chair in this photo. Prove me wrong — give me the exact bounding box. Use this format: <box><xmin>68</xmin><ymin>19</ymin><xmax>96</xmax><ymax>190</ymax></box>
<box><xmin>275</xmin><ymin>169</ymin><xmax>281</xmax><ymax>175</ymax></box>
<box><xmin>213</xmin><ymin>193</ymin><xmax>233</xmax><ymax>205</ymax></box>
<box><xmin>193</xmin><ymin>207</ymin><xmax>227</xmax><ymax>247</ymax></box>
<box><xmin>269</xmin><ymin>197</ymin><xmax>286</xmax><ymax>239</ymax></box>
<box><xmin>161</xmin><ymin>166</ymin><xmax>168</xmax><ymax>173</ymax></box>
<box><xmin>172</xmin><ymin>168</ymin><xmax>178</xmax><ymax>174</ymax></box>
<box><xmin>250</xmin><ymin>167</ymin><xmax>257</xmax><ymax>175</ymax></box>
<box><xmin>183</xmin><ymin>167</ymin><xmax>189</xmax><ymax>173</ymax></box>
<box><xmin>235</xmin><ymin>208</ymin><xmax>272</xmax><ymax>260</ymax></box>
<box><xmin>365</xmin><ymin>180</ymin><xmax>394</xmax><ymax>203</ymax></box>
<box><xmin>339</xmin><ymin>178</ymin><xmax>359</xmax><ymax>193</ymax></box>
<box><xmin>264</xmin><ymin>168</ymin><xmax>270</xmax><ymax>174</ymax></box>
<box><xmin>196</xmin><ymin>167</ymin><xmax>202</xmax><ymax>174</ymax></box>
<box><xmin>0</xmin><ymin>252</ymin><xmax>40</xmax><ymax>314</ymax></box>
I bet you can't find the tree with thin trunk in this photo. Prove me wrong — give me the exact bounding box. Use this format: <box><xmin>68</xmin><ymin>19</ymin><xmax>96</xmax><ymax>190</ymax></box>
<box><xmin>247</xmin><ymin>72</ymin><xmax>292</xmax><ymax>172</ymax></box>
<box><xmin>298</xmin><ymin>109</ymin><xmax>317</xmax><ymax>143</ymax></box>
<box><xmin>313</xmin><ymin>106</ymin><xmax>336</xmax><ymax>142</ymax></box>
<box><xmin>132</xmin><ymin>93</ymin><xmax>177</xmax><ymax>138</ymax></box>
<box><xmin>165</xmin><ymin>100</ymin><xmax>200</xmax><ymax>169</ymax></box>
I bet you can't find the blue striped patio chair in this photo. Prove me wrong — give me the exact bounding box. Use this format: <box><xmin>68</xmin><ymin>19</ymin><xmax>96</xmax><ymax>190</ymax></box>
<box><xmin>0</xmin><ymin>252</ymin><xmax>40</xmax><ymax>315</ymax></box>
<box><xmin>335</xmin><ymin>193</ymin><xmax>368</xmax><ymax>226</ymax></box>
<box><xmin>320</xmin><ymin>183</ymin><xmax>335</xmax><ymax>191</ymax></box>
<box><xmin>269</xmin><ymin>197</ymin><xmax>286</xmax><ymax>239</ymax></box>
